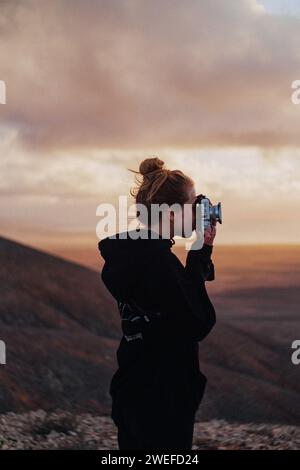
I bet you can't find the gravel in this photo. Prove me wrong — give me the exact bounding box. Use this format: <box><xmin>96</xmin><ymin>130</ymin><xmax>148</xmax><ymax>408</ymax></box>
<box><xmin>0</xmin><ymin>410</ymin><xmax>299</xmax><ymax>450</ymax></box>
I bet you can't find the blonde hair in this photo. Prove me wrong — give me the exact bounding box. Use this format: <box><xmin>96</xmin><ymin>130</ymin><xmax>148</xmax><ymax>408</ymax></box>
<box><xmin>128</xmin><ymin>157</ymin><xmax>194</xmax><ymax>226</ymax></box>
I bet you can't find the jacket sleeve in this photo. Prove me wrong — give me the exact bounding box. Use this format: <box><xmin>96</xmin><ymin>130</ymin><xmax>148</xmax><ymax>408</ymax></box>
<box><xmin>150</xmin><ymin>250</ymin><xmax>216</xmax><ymax>342</ymax></box>
<box><xmin>185</xmin><ymin>243</ymin><xmax>215</xmax><ymax>282</ymax></box>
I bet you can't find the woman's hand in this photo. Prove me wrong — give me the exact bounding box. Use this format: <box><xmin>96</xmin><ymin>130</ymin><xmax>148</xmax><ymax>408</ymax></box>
<box><xmin>204</xmin><ymin>219</ymin><xmax>217</xmax><ymax>246</ymax></box>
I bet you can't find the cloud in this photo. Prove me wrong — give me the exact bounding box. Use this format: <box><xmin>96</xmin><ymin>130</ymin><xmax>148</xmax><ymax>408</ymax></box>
<box><xmin>2</xmin><ymin>142</ymin><xmax>300</xmax><ymax>244</ymax></box>
<box><xmin>0</xmin><ymin>0</ymin><xmax>299</xmax><ymax>151</ymax></box>
<box><xmin>1</xmin><ymin>0</ymin><xmax>300</xmax><ymax>246</ymax></box>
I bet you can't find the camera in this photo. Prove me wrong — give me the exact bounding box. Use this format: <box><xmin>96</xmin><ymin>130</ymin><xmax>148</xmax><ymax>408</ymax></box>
<box><xmin>193</xmin><ymin>194</ymin><xmax>222</xmax><ymax>230</ymax></box>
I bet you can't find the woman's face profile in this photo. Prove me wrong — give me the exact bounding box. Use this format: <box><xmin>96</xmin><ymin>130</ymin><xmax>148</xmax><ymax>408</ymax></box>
<box><xmin>171</xmin><ymin>185</ymin><xmax>197</xmax><ymax>238</ymax></box>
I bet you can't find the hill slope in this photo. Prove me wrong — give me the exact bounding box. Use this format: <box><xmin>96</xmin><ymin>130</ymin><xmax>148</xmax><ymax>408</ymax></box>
<box><xmin>0</xmin><ymin>236</ymin><xmax>299</xmax><ymax>424</ymax></box>
<box><xmin>0</xmin><ymin>235</ymin><xmax>120</xmax><ymax>413</ymax></box>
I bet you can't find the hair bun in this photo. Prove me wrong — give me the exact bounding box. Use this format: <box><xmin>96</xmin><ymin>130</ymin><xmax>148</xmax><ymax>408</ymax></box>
<box><xmin>139</xmin><ymin>157</ymin><xmax>165</xmax><ymax>176</ymax></box>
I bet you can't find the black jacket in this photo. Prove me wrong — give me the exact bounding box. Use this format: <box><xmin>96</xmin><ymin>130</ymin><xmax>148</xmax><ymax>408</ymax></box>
<box><xmin>98</xmin><ymin>228</ymin><xmax>216</xmax><ymax>426</ymax></box>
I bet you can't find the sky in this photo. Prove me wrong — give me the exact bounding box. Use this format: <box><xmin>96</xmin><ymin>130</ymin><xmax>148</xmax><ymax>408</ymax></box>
<box><xmin>0</xmin><ymin>0</ymin><xmax>300</xmax><ymax>250</ymax></box>
<box><xmin>261</xmin><ymin>0</ymin><xmax>300</xmax><ymax>15</ymax></box>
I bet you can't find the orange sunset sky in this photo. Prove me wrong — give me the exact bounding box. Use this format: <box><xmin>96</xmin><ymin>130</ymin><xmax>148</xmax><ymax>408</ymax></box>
<box><xmin>1</xmin><ymin>0</ymin><xmax>300</xmax><ymax>259</ymax></box>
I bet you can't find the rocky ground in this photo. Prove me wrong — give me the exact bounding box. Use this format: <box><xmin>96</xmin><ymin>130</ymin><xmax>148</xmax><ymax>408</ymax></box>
<box><xmin>0</xmin><ymin>410</ymin><xmax>299</xmax><ymax>450</ymax></box>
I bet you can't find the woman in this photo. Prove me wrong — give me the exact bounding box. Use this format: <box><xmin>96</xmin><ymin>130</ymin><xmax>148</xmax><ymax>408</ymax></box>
<box><xmin>98</xmin><ymin>157</ymin><xmax>217</xmax><ymax>450</ymax></box>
